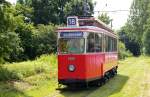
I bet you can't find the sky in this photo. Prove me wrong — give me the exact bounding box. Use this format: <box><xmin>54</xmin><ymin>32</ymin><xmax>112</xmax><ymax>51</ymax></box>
<box><xmin>7</xmin><ymin>0</ymin><xmax>133</xmax><ymax>30</ymax></box>
<box><xmin>93</xmin><ymin>0</ymin><xmax>133</xmax><ymax>30</ymax></box>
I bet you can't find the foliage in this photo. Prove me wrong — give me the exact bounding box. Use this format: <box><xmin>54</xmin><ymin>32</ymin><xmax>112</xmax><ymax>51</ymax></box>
<box><xmin>98</xmin><ymin>13</ymin><xmax>111</xmax><ymax>25</ymax></box>
<box><xmin>120</xmin><ymin>0</ymin><xmax>150</xmax><ymax>55</ymax></box>
<box><xmin>31</xmin><ymin>0</ymin><xmax>59</xmax><ymax>24</ymax></box>
<box><xmin>118</xmin><ymin>41</ymin><xmax>132</xmax><ymax>59</ymax></box>
<box><xmin>0</xmin><ymin>54</ymin><xmax>57</xmax><ymax>81</ymax></box>
<box><xmin>13</xmin><ymin>23</ymin><xmax>35</xmax><ymax>61</ymax></box>
<box><xmin>18</xmin><ymin>0</ymin><xmax>94</xmax><ymax>25</ymax></box>
<box><xmin>12</xmin><ymin>23</ymin><xmax>57</xmax><ymax>61</ymax></box>
<box><xmin>32</xmin><ymin>24</ymin><xmax>57</xmax><ymax>57</ymax></box>
<box><xmin>118</xmin><ymin>26</ymin><xmax>141</xmax><ymax>56</ymax></box>
<box><xmin>64</xmin><ymin>0</ymin><xmax>94</xmax><ymax>17</ymax></box>
<box><xmin>15</xmin><ymin>3</ymin><xmax>33</xmax><ymax>23</ymax></box>
<box><xmin>0</xmin><ymin>2</ymin><xmax>23</xmax><ymax>63</ymax></box>
<box><xmin>142</xmin><ymin>19</ymin><xmax>150</xmax><ymax>55</ymax></box>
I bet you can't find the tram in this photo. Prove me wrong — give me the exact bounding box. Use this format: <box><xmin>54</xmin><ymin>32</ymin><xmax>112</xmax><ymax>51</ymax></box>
<box><xmin>57</xmin><ymin>16</ymin><xmax>118</xmax><ymax>87</ymax></box>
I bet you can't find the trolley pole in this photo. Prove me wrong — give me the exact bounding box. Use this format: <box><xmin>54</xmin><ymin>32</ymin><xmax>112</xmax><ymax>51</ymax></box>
<box><xmin>83</xmin><ymin>0</ymin><xmax>90</xmax><ymax>16</ymax></box>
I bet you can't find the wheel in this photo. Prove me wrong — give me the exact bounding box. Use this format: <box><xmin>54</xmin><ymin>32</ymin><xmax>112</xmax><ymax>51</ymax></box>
<box><xmin>96</xmin><ymin>80</ymin><xmax>102</xmax><ymax>87</ymax></box>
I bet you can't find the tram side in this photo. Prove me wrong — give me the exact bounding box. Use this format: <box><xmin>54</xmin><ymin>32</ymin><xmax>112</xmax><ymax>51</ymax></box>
<box><xmin>83</xmin><ymin>30</ymin><xmax>118</xmax><ymax>83</ymax></box>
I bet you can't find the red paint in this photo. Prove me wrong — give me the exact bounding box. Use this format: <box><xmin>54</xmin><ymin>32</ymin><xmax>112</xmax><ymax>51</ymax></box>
<box><xmin>58</xmin><ymin>53</ymin><xmax>118</xmax><ymax>80</ymax></box>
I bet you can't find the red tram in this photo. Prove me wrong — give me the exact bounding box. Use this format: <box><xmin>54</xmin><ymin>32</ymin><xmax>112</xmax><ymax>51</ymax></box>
<box><xmin>57</xmin><ymin>16</ymin><xmax>118</xmax><ymax>87</ymax></box>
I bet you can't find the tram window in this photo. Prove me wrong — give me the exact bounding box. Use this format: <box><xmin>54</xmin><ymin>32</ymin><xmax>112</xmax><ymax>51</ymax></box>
<box><xmin>105</xmin><ymin>35</ymin><xmax>108</xmax><ymax>52</ymax></box>
<box><xmin>95</xmin><ymin>33</ymin><xmax>102</xmax><ymax>52</ymax></box>
<box><xmin>111</xmin><ymin>38</ymin><xmax>113</xmax><ymax>52</ymax></box>
<box><xmin>112</xmin><ymin>38</ymin><xmax>115</xmax><ymax>51</ymax></box>
<box><xmin>58</xmin><ymin>38</ymin><xmax>85</xmax><ymax>54</ymax></box>
<box><xmin>114</xmin><ymin>39</ymin><xmax>117</xmax><ymax>51</ymax></box>
<box><xmin>108</xmin><ymin>36</ymin><xmax>111</xmax><ymax>52</ymax></box>
<box><xmin>87</xmin><ymin>33</ymin><xmax>95</xmax><ymax>52</ymax></box>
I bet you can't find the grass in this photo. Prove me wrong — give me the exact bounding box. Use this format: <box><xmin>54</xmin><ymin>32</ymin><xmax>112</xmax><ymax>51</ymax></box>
<box><xmin>0</xmin><ymin>55</ymin><xmax>150</xmax><ymax>97</ymax></box>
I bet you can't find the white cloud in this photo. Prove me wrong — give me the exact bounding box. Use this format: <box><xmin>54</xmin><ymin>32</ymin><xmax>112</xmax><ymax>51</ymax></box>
<box><xmin>93</xmin><ymin>0</ymin><xmax>133</xmax><ymax>30</ymax></box>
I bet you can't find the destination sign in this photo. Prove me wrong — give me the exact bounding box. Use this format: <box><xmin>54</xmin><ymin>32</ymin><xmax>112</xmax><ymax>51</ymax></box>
<box><xmin>68</xmin><ymin>18</ymin><xmax>76</xmax><ymax>25</ymax></box>
<box><xmin>60</xmin><ymin>32</ymin><xmax>83</xmax><ymax>38</ymax></box>
<box><xmin>67</xmin><ymin>16</ymin><xmax>79</xmax><ymax>27</ymax></box>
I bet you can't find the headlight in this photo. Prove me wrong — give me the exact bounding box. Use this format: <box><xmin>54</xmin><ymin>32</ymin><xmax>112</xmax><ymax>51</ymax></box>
<box><xmin>68</xmin><ymin>64</ymin><xmax>75</xmax><ymax>72</ymax></box>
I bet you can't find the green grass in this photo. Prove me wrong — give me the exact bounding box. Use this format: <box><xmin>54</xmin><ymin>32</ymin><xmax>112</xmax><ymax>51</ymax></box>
<box><xmin>0</xmin><ymin>55</ymin><xmax>150</xmax><ymax>97</ymax></box>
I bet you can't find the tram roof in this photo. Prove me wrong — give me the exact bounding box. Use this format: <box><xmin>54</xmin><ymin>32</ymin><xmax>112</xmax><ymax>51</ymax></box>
<box><xmin>57</xmin><ymin>16</ymin><xmax>117</xmax><ymax>37</ymax></box>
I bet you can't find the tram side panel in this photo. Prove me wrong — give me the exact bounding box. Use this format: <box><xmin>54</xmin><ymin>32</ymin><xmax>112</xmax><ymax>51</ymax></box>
<box><xmin>85</xmin><ymin>53</ymin><xmax>105</xmax><ymax>81</ymax></box>
<box><xmin>104</xmin><ymin>52</ymin><xmax>118</xmax><ymax>73</ymax></box>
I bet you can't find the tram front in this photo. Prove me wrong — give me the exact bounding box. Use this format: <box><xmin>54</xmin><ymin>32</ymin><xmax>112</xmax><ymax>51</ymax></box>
<box><xmin>57</xmin><ymin>30</ymin><xmax>88</xmax><ymax>85</ymax></box>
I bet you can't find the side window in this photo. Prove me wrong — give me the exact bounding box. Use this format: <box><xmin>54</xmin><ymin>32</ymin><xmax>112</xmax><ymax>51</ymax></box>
<box><xmin>87</xmin><ymin>33</ymin><xmax>95</xmax><ymax>52</ymax></box>
<box><xmin>105</xmin><ymin>35</ymin><xmax>108</xmax><ymax>52</ymax></box>
<box><xmin>95</xmin><ymin>33</ymin><xmax>102</xmax><ymax>52</ymax></box>
<box><xmin>112</xmin><ymin>38</ymin><xmax>115</xmax><ymax>52</ymax></box>
<box><xmin>114</xmin><ymin>38</ymin><xmax>117</xmax><ymax>51</ymax></box>
<box><xmin>108</xmin><ymin>36</ymin><xmax>111</xmax><ymax>52</ymax></box>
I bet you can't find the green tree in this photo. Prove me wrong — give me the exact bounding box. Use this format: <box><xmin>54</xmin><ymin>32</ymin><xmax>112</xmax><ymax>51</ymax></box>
<box><xmin>0</xmin><ymin>3</ymin><xmax>22</xmax><ymax>63</ymax></box>
<box><xmin>31</xmin><ymin>0</ymin><xmax>60</xmax><ymax>25</ymax></box>
<box><xmin>98</xmin><ymin>13</ymin><xmax>111</xmax><ymax>25</ymax></box>
<box><xmin>142</xmin><ymin>18</ymin><xmax>150</xmax><ymax>55</ymax></box>
<box><xmin>126</xmin><ymin>0</ymin><xmax>149</xmax><ymax>54</ymax></box>
<box><xmin>15</xmin><ymin>3</ymin><xmax>33</xmax><ymax>23</ymax></box>
<box><xmin>18</xmin><ymin>0</ymin><xmax>94</xmax><ymax>25</ymax></box>
<box><xmin>64</xmin><ymin>0</ymin><xmax>94</xmax><ymax>17</ymax></box>
<box><xmin>33</xmin><ymin>24</ymin><xmax>57</xmax><ymax>56</ymax></box>
<box><xmin>118</xmin><ymin>0</ymin><xmax>150</xmax><ymax>55</ymax></box>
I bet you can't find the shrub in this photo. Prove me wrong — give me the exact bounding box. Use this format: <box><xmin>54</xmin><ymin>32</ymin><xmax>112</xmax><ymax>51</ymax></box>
<box><xmin>118</xmin><ymin>41</ymin><xmax>132</xmax><ymax>59</ymax></box>
<box><xmin>0</xmin><ymin>66</ymin><xmax>20</xmax><ymax>81</ymax></box>
<box><xmin>32</xmin><ymin>24</ymin><xmax>57</xmax><ymax>57</ymax></box>
<box><xmin>0</xmin><ymin>54</ymin><xmax>57</xmax><ymax>81</ymax></box>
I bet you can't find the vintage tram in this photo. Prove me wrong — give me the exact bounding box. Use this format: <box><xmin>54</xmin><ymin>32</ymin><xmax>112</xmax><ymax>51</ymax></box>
<box><xmin>57</xmin><ymin>16</ymin><xmax>118</xmax><ymax>87</ymax></box>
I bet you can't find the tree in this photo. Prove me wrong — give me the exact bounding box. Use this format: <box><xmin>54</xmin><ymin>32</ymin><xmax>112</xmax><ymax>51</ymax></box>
<box><xmin>64</xmin><ymin>0</ymin><xmax>94</xmax><ymax>17</ymax></box>
<box><xmin>118</xmin><ymin>0</ymin><xmax>150</xmax><ymax>55</ymax></box>
<box><xmin>142</xmin><ymin>18</ymin><xmax>150</xmax><ymax>55</ymax></box>
<box><xmin>17</xmin><ymin>0</ymin><xmax>94</xmax><ymax>25</ymax></box>
<box><xmin>98</xmin><ymin>13</ymin><xmax>111</xmax><ymax>25</ymax></box>
<box><xmin>0</xmin><ymin>2</ymin><xmax>22</xmax><ymax>63</ymax></box>
<box><xmin>32</xmin><ymin>24</ymin><xmax>57</xmax><ymax>57</ymax></box>
<box><xmin>118</xmin><ymin>26</ymin><xmax>141</xmax><ymax>56</ymax></box>
<box><xmin>31</xmin><ymin>0</ymin><xmax>60</xmax><ymax>25</ymax></box>
<box><xmin>126</xmin><ymin>0</ymin><xmax>149</xmax><ymax>54</ymax></box>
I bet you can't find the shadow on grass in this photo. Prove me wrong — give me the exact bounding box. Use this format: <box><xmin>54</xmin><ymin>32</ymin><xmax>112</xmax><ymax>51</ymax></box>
<box><xmin>59</xmin><ymin>74</ymin><xmax>129</xmax><ymax>97</ymax></box>
<box><xmin>0</xmin><ymin>66</ymin><xmax>32</xmax><ymax>97</ymax></box>
<box><xmin>0</xmin><ymin>81</ymin><xmax>32</xmax><ymax>97</ymax></box>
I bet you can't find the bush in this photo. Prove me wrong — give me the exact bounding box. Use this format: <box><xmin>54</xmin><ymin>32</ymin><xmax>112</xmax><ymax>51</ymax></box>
<box><xmin>10</xmin><ymin>23</ymin><xmax>57</xmax><ymax>62</ymax></box>
<box><xmin>32</xmin><ymin>24</ymin><xmax>57</xmax><ymax>57</ymax></box>
<box><xmin>118</xmin><ymin>41</ymin><xmax>132</xmax><ymax>59</ymax></box>
<box><xmin>0</xmin><ymin>54</ymin><xmax>56</xmax><ymax>81</ymax></box>
<box><xmin>0</xmin><ymin>66</ymin><xmax>20</xmax><ymax>81</ymax></box>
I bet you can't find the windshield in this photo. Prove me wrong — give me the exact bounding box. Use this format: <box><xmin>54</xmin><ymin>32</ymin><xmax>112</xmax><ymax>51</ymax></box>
<box><xmin>58</xmin><ymin>38</ymin><xmax>85</xmax><ymax>54</ymax></box>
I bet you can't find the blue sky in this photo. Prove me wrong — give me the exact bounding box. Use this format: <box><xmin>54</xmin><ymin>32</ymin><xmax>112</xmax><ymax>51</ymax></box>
<box><xmin>7</xmin><ymin>0</ymin><xmax>133</xmax><ymax>30</ymax></box>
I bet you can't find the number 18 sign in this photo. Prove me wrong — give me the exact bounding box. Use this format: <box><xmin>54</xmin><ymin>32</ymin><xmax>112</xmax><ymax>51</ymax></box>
<box><xmin>67</xmin><ymin>16</ymin><xmax>79</xmax><ymax>27</ymax></box>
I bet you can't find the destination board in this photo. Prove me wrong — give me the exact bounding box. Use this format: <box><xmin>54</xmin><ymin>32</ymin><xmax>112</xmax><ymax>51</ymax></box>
<box><xmin>60</xmin><ymin>32</ymin><xmax>83</xmax><ymax>38</ymax></box>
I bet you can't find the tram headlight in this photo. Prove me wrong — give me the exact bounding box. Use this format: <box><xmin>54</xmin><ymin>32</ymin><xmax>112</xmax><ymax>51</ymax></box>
<box><xmin>68</xmin><ymin>64</ymin><xmax>75</xmax><ymax>72</ymax></box>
